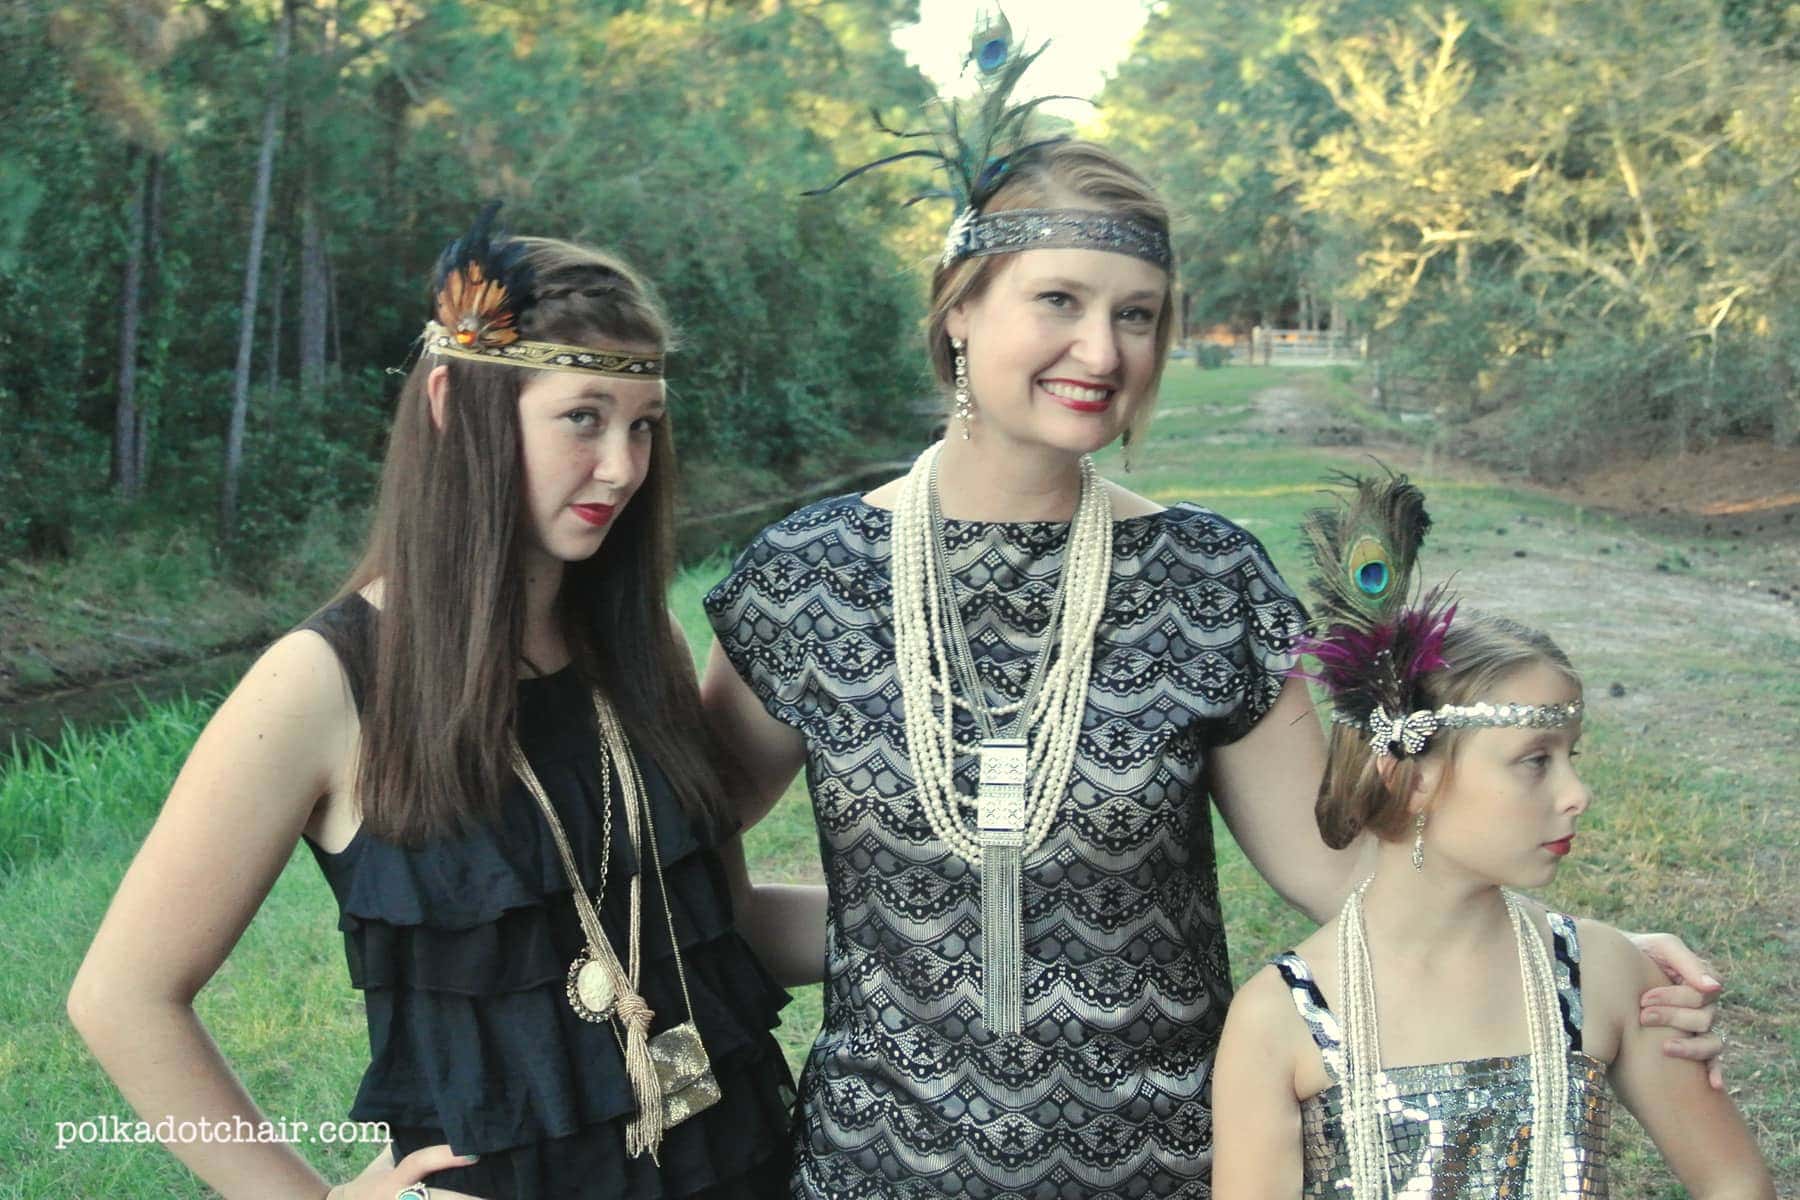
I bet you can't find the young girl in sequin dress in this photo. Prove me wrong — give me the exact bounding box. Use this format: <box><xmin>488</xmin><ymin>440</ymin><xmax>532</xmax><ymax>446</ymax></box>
<box><xmin>1213</xmin><ymin>605</ymin><xmax>1772</xmax><ymax>1197</ymax></box>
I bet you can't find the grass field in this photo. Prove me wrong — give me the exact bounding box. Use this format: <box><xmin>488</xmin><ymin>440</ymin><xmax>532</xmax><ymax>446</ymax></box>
<box><xmin>2</xmin><ymin>365</ymin><xmax>1793</xmax><ymax>1197</ymax></box>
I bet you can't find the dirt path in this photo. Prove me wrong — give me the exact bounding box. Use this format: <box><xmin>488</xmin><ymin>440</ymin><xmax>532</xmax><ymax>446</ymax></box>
<box><xmin>1245</xmin><ymin>382</ymin><xmax>1800</xmax><ymax>790</ymax></box>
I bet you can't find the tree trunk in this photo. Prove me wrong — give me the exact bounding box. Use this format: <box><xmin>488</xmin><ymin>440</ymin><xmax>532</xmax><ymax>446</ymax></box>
<box><xmin>299</xmin><ymin>187</ymin><xmax>328</xmax><ymax>407</ymax></box>
<box><xmin>267</xmin><ymin>246</ymin><xmax>286</xmax><ymax>398</ymax></box>
<box><xmin>137</xmin><ymin>150</ymin><xmax>165</xmax><ymax>490</ymax></box>
<box><xmin>112</xmin><ymin>145</ymin><xmax>147</xmax><ymax>498</ymax></box>
<box><xmin>1771</xmin><ymin>352</ymin><xmax>1797</xmax><ymax>447</ymax></box>
<box><xmin>328</xmin><ymin>249</ymin><xmax>344</xmax><ymax>373</ymax></box>
<box><xmin>221</xmin><ymin>0</ymin><xmax>292</xmax><ymax>544</ymax></box>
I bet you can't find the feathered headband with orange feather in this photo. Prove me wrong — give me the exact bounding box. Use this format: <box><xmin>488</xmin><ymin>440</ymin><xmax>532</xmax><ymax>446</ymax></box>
<box><xmin>422</xmin><ymin>203</ymin><xmax>663</xmax><ymax>380</ymax></box>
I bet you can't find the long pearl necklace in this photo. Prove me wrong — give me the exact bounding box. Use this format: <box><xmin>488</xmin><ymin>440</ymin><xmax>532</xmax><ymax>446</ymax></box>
<box><xmin>890</xmin><ymin>440</ymin><xmax>1113</xmax><ymax>1033</ymax></box>
<box><xmin>1338</xmin><ymin>879</ymin><xmax>1570</xmax><ymax>1199</ymax></box>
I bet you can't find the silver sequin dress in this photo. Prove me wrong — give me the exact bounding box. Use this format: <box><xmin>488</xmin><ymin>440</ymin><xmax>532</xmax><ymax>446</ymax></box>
<box><xmin>1273</xmin><ymin>911</ymin><xmax>1614</xmax><ymax>1197</ymax></box>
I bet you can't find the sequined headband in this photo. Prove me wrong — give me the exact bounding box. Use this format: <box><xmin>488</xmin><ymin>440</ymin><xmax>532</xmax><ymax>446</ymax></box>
<box><xmin>422</xmin><ymin>321</ymin><xmax>664</xmax><ymax>379</ymax></box>
<box><xmin>1336</xmin><ymin>699</ymin><xmax>1585</xmax><ymax>759</ymax></box>
<box><xmin>942</xmin><ymin>207</ymin><xmax>1173</xmax><ymax>271</ymax></box>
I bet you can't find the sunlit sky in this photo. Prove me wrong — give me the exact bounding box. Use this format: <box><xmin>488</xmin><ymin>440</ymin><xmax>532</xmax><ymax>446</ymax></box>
<box><xmin>891</xmin><ymin>0</ymin><xmax>1154</xmax><ymax>118</ymax></box>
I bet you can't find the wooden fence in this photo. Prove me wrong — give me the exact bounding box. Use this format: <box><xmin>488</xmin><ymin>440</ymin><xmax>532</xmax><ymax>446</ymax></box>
<box><xmin>1244</xmin><ymin>327</ymin><xmax>1367</xmax><ymax>365</ymax></box>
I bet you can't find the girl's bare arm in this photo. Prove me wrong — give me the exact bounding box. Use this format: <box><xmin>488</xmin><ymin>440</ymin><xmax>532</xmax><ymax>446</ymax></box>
<box><xmin>1584</xmin><ymin>919</ymin><xmax>1773</xmax><ymax>1198</ymax></box>
<box><xmin>67</xmin><ymin>632</ymin><xmax>479</xmax><ymax>1200</ymax></box>
<box><xmin>1210</xmin><ymin>965</ymin><xmax>1307</xmax><ymax>1198</ymax></box>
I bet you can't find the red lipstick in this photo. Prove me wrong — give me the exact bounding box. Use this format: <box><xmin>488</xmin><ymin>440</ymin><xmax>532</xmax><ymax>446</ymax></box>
<box><xmin>571</xmin><ymin>503</ymin><xmax>616</xmax><ymax>528</ymax></box>
<box><xmin>1542</xmin><ymin>836</ymin><xmax>1574</xmax><ymax>857</ymax></box>
<box><xmin>1039</xmin><ymin>378</ymin><xmax>1114</xmax><ymax>413</ymax></box>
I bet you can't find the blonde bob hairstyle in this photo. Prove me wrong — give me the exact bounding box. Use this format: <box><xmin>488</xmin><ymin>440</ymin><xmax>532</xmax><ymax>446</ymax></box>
<box><xmin>1316</xmin><ymin>613</ymin><xmax>1582</xmax><ymax>850</ymax></box>
<box><xmin>924</xmin><ymin>140</ymin><xmax>1177</xmax><ymax>453</ymax></box>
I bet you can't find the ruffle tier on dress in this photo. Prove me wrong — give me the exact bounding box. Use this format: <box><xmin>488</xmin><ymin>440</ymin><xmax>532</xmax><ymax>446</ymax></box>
<box><xmin>301</xmin><ymin>596</ymin><xmax>795</xmax><ymax>1199</ymax></box>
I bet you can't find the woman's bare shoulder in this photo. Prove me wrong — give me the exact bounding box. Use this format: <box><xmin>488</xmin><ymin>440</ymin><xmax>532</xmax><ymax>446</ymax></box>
<box><xmin>860</xmin><ymin>477</ymin><xmax>903</xmax><ymax>511</ymax></box>
<box><xmin>220</xmin><ymin>628</ymin><xmax>361</xmax><ymax>797</ymax></box>
<box><xmin>1098</xmin><ymin>477</ymin><xmax>1166</xmax><ymax>517</ymax></box>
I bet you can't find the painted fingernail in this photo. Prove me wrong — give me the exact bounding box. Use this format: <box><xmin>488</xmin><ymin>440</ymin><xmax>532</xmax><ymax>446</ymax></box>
<box><xmin>464</xmin><ymin>1155</ymin><xmax>481</xmax><ymax>1163</ymax></box>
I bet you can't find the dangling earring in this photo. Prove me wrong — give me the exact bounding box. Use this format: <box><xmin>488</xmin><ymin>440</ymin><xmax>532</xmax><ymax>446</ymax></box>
<box><xmin>951</xmin><ymin>337</ymin><xmax>973</xmax><ymax>440</ymax></box>
<box><xmin>1121</xmin><ymin>426</ymin><xmax>1134</xmax><ymax>473</ymax></box>
<box><xmin>1411</xmin><ymin>811</ymin><xmax>1427</xmax><ymax>871</ymax></box>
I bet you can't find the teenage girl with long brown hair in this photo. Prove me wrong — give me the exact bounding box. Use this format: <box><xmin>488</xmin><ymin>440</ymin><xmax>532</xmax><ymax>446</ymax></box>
<box><xmin>69</xmin><ymin>211</ymin><xmax>795</xmax><ymax>1199</ymax></box>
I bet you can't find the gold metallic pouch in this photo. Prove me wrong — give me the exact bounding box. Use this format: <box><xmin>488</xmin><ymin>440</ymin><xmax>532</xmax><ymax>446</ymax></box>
<box><xmin>649</xmin><ymin>1020</ymin><xmax>720</xmax><ymax>1126</ymax></box>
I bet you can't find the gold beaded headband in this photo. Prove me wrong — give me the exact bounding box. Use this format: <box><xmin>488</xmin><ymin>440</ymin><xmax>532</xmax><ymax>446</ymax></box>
<box><xmin>422</xmin><ymin>321</ymin><xmax>664</xmax><ymax>379</ymax></box>
<box><xmin>426</xmin><ymin>203</ymin><xmax>665</xmax><ymax>381</ymax></box>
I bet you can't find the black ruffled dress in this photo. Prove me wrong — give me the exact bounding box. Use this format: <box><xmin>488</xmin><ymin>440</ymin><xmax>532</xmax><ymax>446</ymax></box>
<box><xmin>299</xmin><ymin>596</ymin><xmax>796</xmax><ymax>1198</ymax></box>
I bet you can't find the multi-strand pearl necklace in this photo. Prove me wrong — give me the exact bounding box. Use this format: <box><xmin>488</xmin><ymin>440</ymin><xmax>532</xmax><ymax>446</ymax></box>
<box><xmin>890</xmin><ymin>441</ymin><xmax>1113</xmax><ymax>1032</ymax></box>
<box><xmin>890</xmin><ymin>441</ymin><xmax>1114</xmax><ymax>865</ymax></box>
<box><xmin>1338</xmin><ymin>879</ymin><xmax>1570</xmax><ymax>1199</ymax></box>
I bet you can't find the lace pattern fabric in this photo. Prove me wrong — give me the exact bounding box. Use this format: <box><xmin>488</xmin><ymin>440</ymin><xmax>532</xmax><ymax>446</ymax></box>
<box><xmin>705</xmin><ymin>495</ymin><xmax>1307</xmax><ymax>1199</ymax></box>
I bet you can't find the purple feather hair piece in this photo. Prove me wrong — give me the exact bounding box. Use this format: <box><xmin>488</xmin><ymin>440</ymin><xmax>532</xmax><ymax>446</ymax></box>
<box><xmin>1290</xmin><ymin>593</ymin><xmax>1458</xmax><ymax>698</ymax></box>
<box><xmin>1291</xmin><ymin>624</ymin><xmax>1393</xmax><ymax>693</ymax></box>
<box><xmin>1289</xmin><ymin>469</ymin><xmax>1457</xmax><ymax>727</ymax></box>
<box><xmin>1399</xmin><ymin>596</ymin><xmax>1457</xmax><ymax>679</ymax></box>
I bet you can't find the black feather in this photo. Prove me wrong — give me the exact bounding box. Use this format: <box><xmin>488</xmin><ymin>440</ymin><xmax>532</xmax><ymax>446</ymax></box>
<box><xmin>431</xmin><ymin>200</ymin><xmax>534</xmax><ymax>314</ymax></box>
<box><xmin>800</xmin><ymin>10</ymin><xmax>1080</xmax><ymax>214</ymax></box>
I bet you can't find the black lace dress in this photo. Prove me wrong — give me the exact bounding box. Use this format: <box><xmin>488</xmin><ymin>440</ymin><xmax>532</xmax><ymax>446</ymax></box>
<box><xmin>704</xmin><ymin>496</ymin><xmax>1307</xmax><ymax>1199</ymax></box>
<box><xmin>300</xmin><ymin>595</ymin><xmax>796</xmax><ymax>1199</ymax></box>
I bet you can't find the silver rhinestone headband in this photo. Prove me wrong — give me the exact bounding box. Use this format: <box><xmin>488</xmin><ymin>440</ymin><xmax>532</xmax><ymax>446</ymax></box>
<box><xmin>942</xmin><ymin>207</ymin><xmax>1174</xmax><ymax>271</ymax></box>
<box><xmin>1336</xmin><ymin>699</ymin><xmax>1585</xmax><ymax>759</ymax></box>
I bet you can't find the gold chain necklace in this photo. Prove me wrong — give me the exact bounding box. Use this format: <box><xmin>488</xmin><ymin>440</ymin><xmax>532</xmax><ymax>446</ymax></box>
<box><xmin>507</xmin><ymin>690</ymin><xmax>718</xmax><ymax>1160</ymax></box>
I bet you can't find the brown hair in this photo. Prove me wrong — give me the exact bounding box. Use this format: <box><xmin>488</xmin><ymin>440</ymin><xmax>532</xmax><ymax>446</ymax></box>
<box><xmin>1316</xmin><ymin>613</ymin><xmax>1581</xmax><ymax>849</ymax></box>
<box><xmin>924</xmin><ymin>141</ymin><xmax>1177</xmax><ymax>452</ymax></box>
<box><xmin>337</xmin><ymin>236</ymin><xmax>726</xmax><ymax>844</ymax></box>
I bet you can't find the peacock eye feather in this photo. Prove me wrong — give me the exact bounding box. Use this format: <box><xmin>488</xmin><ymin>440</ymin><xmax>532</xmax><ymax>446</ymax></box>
<box><xmin>970</xmin><ymin>9</ymin><xmax>1013</xmax><ymax>74</ymax></box>
<box><xmin>1348</xmin><ymin>536</ymin><xmax>1391</xmax><ymax>598</ymax></box>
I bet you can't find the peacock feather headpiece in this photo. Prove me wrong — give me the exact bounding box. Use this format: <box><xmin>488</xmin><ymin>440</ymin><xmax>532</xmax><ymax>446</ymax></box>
<box><xmin>1294</xmin><ymin>471</ymin><xmax>1456</xmax><ymax>757</ymax></box>
<box><xmin>1295</xmin><ymin>471</ymin><xmax>1582</xmax><ymax>758</ymax></box>
<box><xmin>420</xmin><ymin>202</ymin><xmax>663</xmax><ymax>380</ymax></box>
<box><xmin>803</xmin><ymin>8</ymin><xmax>1172</xmax><ymax>272</ymax></box>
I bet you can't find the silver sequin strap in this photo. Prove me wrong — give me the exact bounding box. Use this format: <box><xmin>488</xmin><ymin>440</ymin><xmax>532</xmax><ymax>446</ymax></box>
<box><xmin>1274</xmin><ymin>952</ymin><xmax>1347</xmax><ymax>1084</ymax></box>
<box><xmin>1546</xmin><ymin>911</ymin><xmax>1585</xmax><ymax>1053</ymax></box>
<box><xmin>942</xmin><ymin>207</ymin><xmax>1173</xmax><ymax>270</ymax></box>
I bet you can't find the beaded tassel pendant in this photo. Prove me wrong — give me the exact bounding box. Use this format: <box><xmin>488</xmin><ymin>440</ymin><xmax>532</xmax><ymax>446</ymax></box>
<box><xmin>977</xmin><ymin>739</ymin><xmax>1028</xmax><ymax>1033</ymax></box>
